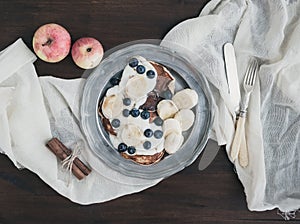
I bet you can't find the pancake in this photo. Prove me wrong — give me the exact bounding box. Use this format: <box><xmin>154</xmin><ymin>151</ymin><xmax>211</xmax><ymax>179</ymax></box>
<box><xmin>98</xmin><ymin>56</ymin><xmax>195</xmax><ymax>166</ymax></box>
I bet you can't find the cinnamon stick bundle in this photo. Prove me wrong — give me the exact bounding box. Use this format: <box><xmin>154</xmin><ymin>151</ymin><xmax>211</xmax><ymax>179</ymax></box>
<box><xmin>46</xmin><ymin>138</ymin><xmax>91</xmax><ymax>180</ymax></box>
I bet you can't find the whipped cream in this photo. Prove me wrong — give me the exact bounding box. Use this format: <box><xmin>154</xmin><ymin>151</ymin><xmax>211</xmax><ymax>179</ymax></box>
<box><xmin>100</xmin><ymin>56</ymin><xmax>199</xmax><ymax>158</ymax></box>
<box><xmin>102</xmin><ymin>56</ymin><xmax>164</xmax><ymax>156</ymax></box>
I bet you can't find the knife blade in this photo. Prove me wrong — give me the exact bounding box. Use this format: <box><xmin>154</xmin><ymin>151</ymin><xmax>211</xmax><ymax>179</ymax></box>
<box><xmin>223</xmin><ymin>43</ymin><xmax>241</xmax><ymax>112</ymax></box>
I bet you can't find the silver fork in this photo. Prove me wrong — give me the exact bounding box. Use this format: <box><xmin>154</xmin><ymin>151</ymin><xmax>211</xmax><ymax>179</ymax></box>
<box><xmin>230</xmin><ymin>58</ymin><xmax>259</xmax><ymax>165</ymax></box>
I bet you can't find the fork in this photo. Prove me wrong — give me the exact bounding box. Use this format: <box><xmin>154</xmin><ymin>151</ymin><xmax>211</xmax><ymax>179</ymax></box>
<box><xmin>230</xmin><ymin>58</ymin><xmax>259</xmax><ymax>164</ymax></box>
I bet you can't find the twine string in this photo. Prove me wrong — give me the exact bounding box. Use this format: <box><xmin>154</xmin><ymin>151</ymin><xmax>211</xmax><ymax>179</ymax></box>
<box><xmin>61</xmin><ymin>145</ymin><xmax>81</xmax><ymax>184</ymax></box>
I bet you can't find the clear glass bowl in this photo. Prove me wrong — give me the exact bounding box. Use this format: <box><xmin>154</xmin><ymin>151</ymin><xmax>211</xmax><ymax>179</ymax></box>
<box><xmin>81</xmin><ymin>40</ymin><xmax>213</xmax><ymax>180</ymax></box>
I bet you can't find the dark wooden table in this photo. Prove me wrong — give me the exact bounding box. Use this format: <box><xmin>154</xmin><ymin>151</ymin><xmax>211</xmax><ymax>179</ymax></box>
<box><xmin>0</xmin><ymin>1</ymin><xmax>298</xmax><ymax>223</ymax></box>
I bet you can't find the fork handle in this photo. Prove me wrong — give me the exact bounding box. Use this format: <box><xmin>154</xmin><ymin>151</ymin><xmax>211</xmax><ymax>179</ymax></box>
<box><xmin>239</xmin><ymin>129</ymin><xmax>248</xmax><ymax>167</ymax></box>
<box><xmin>230</xmin><ymin>116</ymin><xmax>246</xmax><ymax>161</ymax></box>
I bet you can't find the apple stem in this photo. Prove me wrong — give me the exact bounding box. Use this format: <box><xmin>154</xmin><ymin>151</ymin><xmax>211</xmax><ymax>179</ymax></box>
<box><xmin>42</xmin><ymin>38</ymin><xmax>53</xmax><ymax>46</ymax></box>
<box><xmin>87</xmin><ymin>47</ymin><xmax>92</xmax><ymax>52</ymax></box>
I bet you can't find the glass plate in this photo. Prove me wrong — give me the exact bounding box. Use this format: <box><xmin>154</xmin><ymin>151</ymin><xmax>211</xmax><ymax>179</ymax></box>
<box><xmin>81</xmin><ymin>40</ymin><xmax>213</xmax><ymax>180</ymax></box>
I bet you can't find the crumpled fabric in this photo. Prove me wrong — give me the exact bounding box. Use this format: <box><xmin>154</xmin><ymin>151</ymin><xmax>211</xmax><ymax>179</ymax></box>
<box><xmin>0</xmin><ymin>39</ymin><xmax>160</xmax><ymax>205</ymax></box>
<box><xmin>163</xmin><ymin>0</ymin><xmax>300</xmax><ymax>212</ymax></box>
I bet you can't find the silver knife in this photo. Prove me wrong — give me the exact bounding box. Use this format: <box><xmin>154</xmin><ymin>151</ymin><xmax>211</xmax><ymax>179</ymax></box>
<box><xmin>224</xmin><ymin>43</ymin><xmax>249</xmax><ymax>166</ymax></box>
<box><xmin>224</xmin><ymin>43</ymin><xmax>241</xmax><ymax>112</ymax></box>
<box><xmin>198</xmin><ymin>43</ymin><xmax>242</xmax><ymax>170</ymax></box>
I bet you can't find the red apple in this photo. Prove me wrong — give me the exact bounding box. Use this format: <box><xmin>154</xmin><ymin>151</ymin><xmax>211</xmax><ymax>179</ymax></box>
<box><xmin>71</xmin><ymin>37</ymin><xmax>104</xmax><ymax>69</ymax></box>
<box><xmin>32</xmin><ymin>23</ymin><xmax>71</xmax><ymax>63</ymax></box>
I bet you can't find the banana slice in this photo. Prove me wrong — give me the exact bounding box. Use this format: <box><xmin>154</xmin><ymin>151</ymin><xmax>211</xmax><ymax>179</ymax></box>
<box><xmin>106</xmin><ymin>85</ymin><xmax>120</xmax><ymax>96</ymax></box>
<box><xmin>101</xmin><ymin>94</ymin><xmax>123</xmax><ymax>119</ymax></box>
<box><xmin>162</xmin><ymin>118</ymin><xmax>181</xmax><ymax>137</ymax></box>
<box><xmin>172</xmin><ymin>88</ymin><xmax>198</xmax><ymax>109</ymax></box>
<box><xmin>125</xmin><ymin>75</ymin><xmax>156</xmax><ymax>100</ymax></box>
<box><xmin>120</xmin><ymin>123</ymin><xmax>144</xmax><ymax>146</ymax></box>
<box><xmin>118</xmin><ymin>57</ymin><xmax>143</xmax><ymax>90</ymax></box>
<box><xmin>119</xmin><ymin>56</ymin><xmax>157</xmax><ymax>92</ymax></box>
<box><xmin>174</xmin><ymin>109</ymin><xmax>195</xmax><ymax>131</ymax></box>
<box><xmin>157</xmin><ymin>99</ymin><xmax>178</xmax><ymax>120</ymax></box>
<box><xmin>164</xmin><ymin>132</ymin><xmax>184</xmax><ymax>154</ymax></box>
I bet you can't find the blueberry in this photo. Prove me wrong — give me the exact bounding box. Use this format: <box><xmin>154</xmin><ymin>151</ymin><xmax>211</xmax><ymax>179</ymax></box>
<box><xmin>154</xmin><ymin>117</ymin><xmax>163</xmax><ymax>126</ymax></box>
<box><xmin>123</xmin><ymin>98</ymin><xmax>131</xmax><ymax>106</ymax></box>
<box><xmin>136</xmin><ymin>65</ymin><xmax>145</xmax><ymax>74</ymax></box>
<box><xmin>127</xmin><ymin>146</ymin><xmax>136</xmax><ymax>154</ymax></box>
<box><xmin>146</xmin><ymin>70</ymin><xmax>155</xmax><ymax>79</ymax></box>
<box><xmin>118</xmin><ymin>143</ymin><xmax>127</xmax><ymax>152</ymax></box>
<box><xmin>154</xmin><ymin>130</ymin><xmax>163</xmax><ymax>139</ymax></box>
<box><xmin>129</xmin><ymin>58</ymin><xmax>138</xmax><ymax>67</ymax></box>
<box><xmin>109</xmin><ymin>77</ymin><xmax>120</xmax><ymax>85</ymax></box>
<box><xmin>111</xmin><ymin>119</ymin><xmax>120</xmax><ymax>128</ymax></box>
<box><xmin>144</xmin><ymin>129</ymin><xmax>153</xmax><ymax>138</ymax></box>
<box><xmin>130</xmin><ymin>108</ymin><xmax>140</xmax><ymax>117</ymax></box>
<box><xmin>162</xmin><ymin>89</ymin><xmax>173</xmax><ymax>99</ymax></box>
<box><xmin>143</xmin><ymin>141</ymin><xmax>151</xmax><ymax>150</ymax></box>
<box><xmin>140</xmin><ymin>110</ymin><xmax>150</xmax><ymax>119</ymax></box>
<box><xmin>122</xmin><ymin>109</ymin><xmax>130</xmax><ymax>117</ymax></box>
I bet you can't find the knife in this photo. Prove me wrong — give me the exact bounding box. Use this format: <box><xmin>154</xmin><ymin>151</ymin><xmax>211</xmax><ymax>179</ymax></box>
<box><xmin>223</xmin><ymin>43</ymin><xmax>248</xmax><ymax>166</ymax></box>
<box><xmin>223</xmin><ymin>43</ymin><xmax>241</xmax><ymax>112</ymax></box>
<box><xmin>198</xmin><ymin>44</ymin><xmax>243</xmax><ymax>170</ymax></box>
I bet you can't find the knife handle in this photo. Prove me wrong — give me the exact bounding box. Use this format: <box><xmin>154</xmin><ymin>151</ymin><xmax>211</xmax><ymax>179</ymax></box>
<box><xmin>230</xmin><ymin>116</ymin><xmax>245</xmax><ymax>161</ymax></box>
<box><xmin>238</xmin><ymin>130</ymin><xmax>248</xmax><ymax>167</ymax></box>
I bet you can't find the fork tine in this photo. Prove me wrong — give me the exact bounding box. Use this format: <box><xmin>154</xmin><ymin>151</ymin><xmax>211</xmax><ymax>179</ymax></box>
<box><xmin>252</xmin><ymin>59</ymin><xmax>259</xmax><ymax>84</ymax></box>
<box><xmin>247</xmin><ymin>64</ymin><xmax>255</xmax><ymax>85</ymax></box>
<box><xmin>244</xmin><ymin>61</ymin><xmax>254</xmax><ymax>85</ymax></box>
<box><xmin>244</xmin><ymin>59</ymin><xmax>258</xmax><ymax>86</ymax></box>
<box><xmin>249</xmin><ymin>59</ymin><xmax>258</xmax><ymax>85</ymax></box>
<box><xmin>251</xmin><ymin>59</ymin><xmax>259</xmax><ymax>86</ymax></box>
<box><xmin>244</xmin><ymin>62</ymin><xmax>252</xmax><ymax>84</ymax></box>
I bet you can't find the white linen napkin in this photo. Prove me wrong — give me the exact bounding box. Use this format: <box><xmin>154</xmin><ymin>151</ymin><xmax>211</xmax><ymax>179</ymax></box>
<box><xmin>163</xmin><ymin>0</ymin><xmax>300</xmax><ymax>214</ymax></box>
<box><xmin>0</xmin><ymin>39</ymin><xmax>160</xmax><ymax>204</ymax></box>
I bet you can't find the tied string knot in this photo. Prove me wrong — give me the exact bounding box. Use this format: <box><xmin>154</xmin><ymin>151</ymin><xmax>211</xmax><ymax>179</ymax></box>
<box><xmin>46</xmin><ymin>138</ymin><xmax>91</xmax><ymax>182</ymax></box>
<box><xmin>61</xmin><ymin>145</ymin><xmax>81</xmax><ymax>182</ymax></box>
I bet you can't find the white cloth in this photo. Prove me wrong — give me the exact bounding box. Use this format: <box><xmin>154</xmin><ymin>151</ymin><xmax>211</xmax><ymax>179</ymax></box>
<box><xmin>0</xmin><ymin>39</ymin><xmax>160</xmax><ymax>205</ymax></box>
<box><xmin>163</xmin><ymin>0</ymin><xmax>300</xmax><ymax>213</ymax></box>
<box><xmin>0</xmin><ymin>0</ymin><xmax>299</xmax><ymax>214</ymax></box>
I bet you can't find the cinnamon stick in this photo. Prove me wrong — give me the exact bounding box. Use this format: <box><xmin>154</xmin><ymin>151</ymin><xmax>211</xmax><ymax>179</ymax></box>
<box><xmin>46</xmin><ymin>138</ymin><xmax>91</xmax><ymax>180</ymax></box>
<box><xmin>51</xmin><ymin>138</ymin><xmax>91</xmax><ymax>176</ymax></box>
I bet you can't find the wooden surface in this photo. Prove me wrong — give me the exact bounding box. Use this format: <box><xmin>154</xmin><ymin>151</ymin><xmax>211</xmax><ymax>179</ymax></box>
<box><xmin>0</xmin><ymin>1</ymin><xmax>297</xmax><ymax>223</ymax></box>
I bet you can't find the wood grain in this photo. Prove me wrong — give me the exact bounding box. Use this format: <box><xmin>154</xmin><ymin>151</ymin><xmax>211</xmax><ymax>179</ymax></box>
<box><xmin>0</xmin><ymin>1</ymin><xmax>297</xmax><ymax>223</ymax></box>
